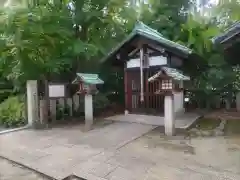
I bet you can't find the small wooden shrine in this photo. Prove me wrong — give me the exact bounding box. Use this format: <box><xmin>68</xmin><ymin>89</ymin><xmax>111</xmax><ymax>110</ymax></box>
<box><xmin>72</xmin><ymin>73</ymin><xmax>104</xmax><ymax>131</ymax></box>
<box><xmin>101</xmin><ymin>21</ymin><xmax>196</xmax><ymax>135</ymax></box>
<box><xmin>72</xmin><ymin>73</ymin><xmax>104</xmax><ymax>95</ymax></box>
<box><xmin>102</xmin><ymin>21</ymin><xmax>194</xmax><ymax>116</ymax></box>
<box><xmin>148</xmin><ymin>67</ymin><xmax>190</xmax><ymax>95</ymax></box>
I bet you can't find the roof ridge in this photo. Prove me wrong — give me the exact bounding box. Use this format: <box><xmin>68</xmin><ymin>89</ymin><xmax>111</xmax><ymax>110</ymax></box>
<box><xmin>134</xmin><ymin>21</ymin><xmax>163</xmax><ymax>37</ymax></box>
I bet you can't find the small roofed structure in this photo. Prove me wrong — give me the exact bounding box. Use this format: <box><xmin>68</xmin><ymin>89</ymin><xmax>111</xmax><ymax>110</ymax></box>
<box><xmin>72</xmin><ymin>73</ymin><xmax>104</xmax><ymax>94</ymax></box>
<box><xmin>212</xmin><ymin>22</ymin><xmax>240</xmax><ymax>46</ymax></box>
<box><xmin>212</xmin><ymin>21</ymin><xmax>240</xmax><ymax>65</ymax></box>
<box><xmin>213</xmin><ymin>22</ymin><xmax>240</xmax><ymax>112</ymax></box>
<box><xmin>102</xmin><ymin>21</ymin><xmax>195</xmax><ymax>136</ymax></box>
<box><xmin>148</xmin><ymin>67</ymin><xmax>190</xmax><ymax>82</ymax></box>
<box><xmin>102</xmin><ymin>21</ymin><xmax>193</xmax><ymax>65</ymax></box>
<box><xmin>72</xmin><ymin>73</ymin><xmax>104</xmax><ymax>131</ymax></box>
<box><xmin>148</xmin><ymin>67</ymin><xmax>190</xmax><ymax>95</ymax></box>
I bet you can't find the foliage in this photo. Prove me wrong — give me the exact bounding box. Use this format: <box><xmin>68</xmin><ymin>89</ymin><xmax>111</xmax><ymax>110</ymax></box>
<box><xmin>93</xmin><ymin>93</ymin><xmax>110</xmax><ymax>111</ymax></box>
<box><xmin>0</xmin><ymin>0</ymin><xmax>240</xmax><ymax>111</ymax></box>
<box><xmin>0</xmin><ymin>1</ymin><xmax>98</xmax><ymax>88</ymax></box>
<box><xmin>0</xmin><ymin>95</ymin><xmax>26</xmax><ymax>127</ymax></box>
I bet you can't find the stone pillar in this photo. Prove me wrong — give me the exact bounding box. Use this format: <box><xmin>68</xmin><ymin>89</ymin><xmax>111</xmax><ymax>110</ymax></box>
<box><xmin>164</xmin><ymin>95</ymin><xmax>175</xmax><ymax>136</ymax></box>
<box><xmin>174</xmin><ymin>91</ymin><xmax>185</xmax><ymax>116</ymax></box>
<box><xmin>67</xmin><ymin>98</ymin><xmax>73</xmax><ymax>116</ymax></box>
<box><xmin>39</xmin><ymin>99</ymin><xmax>47</xmax><ymax>125</ymax></box>
<box><xmin>27</xmin><ymin>80</ymin><xmax>39</xmax><ymax>127</ymax></box>
<box><xmin>84</xmin><ymin>94</ymin><xmax>93</xmax><ymax>131</ymax></box>
<box><xmin>179</xmin><ymin>81</ymin><xmax>185</xmax><ymax>113</ymax></box>
<box><xmin>236</xmin><ymin>92</ymin><xmax>240</xmax><ymax>111</ymax></box>
<box><xmin>49</xmin><ymin>99</ymin><xmax>57</xmax><ymax>122</ymax></box>
<box><xmin>73</xmin><ymin>94</ymin><xmax>80</xmax><ymax>112</ymax></box>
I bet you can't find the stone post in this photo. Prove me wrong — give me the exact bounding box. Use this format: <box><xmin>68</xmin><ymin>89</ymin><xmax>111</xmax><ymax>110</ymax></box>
<box><xmin>39</xmin><ymin>99</ymin><xmax>47</xmax><ymax>125</ymax></box>
<box><xmin>27</xmin><ymin>80</ymin><xmax>39</xmax><ymax>127</ymax></box>
<box><xmin>67</xmin><ymin>98</ymin><xmax>73</xmax><ymax>116</ymax></box>
<box><xmin>236</xmin><ymin>92</ymin><xmax>240</xmax><ymax>111</ymax></box>
<box><xmin>84</xmin><ymin>94</ymin><xmax>93</xmax><ymax>131</ymax></box>
<box><xmin>73</xmin><ymin>94</ymin><xmax>80</xmax><ymax>113</ymax></box>
<box><xmin>164</xmin><ymin>95</ymin><xmax>175</xmax><ymax>136</ymax></box>
<box><xmin>49</xmin><ymin>99</ymin><xmax>57</xmax><ymax>122</ymax></box>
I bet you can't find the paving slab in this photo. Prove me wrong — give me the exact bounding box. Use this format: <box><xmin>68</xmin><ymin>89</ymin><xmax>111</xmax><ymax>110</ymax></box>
<box><xmin>1</xmin><ymin>121</ymin><xmax>240</xmax><ymax>180</ymax></box>
<box><xmin>0</xmin><ymin>158</ymin><xmax>50</xmax><ymax>180</ymax></box>
<box><xmin>105</xmin><ymin>113</ymin><xmax>200</xmax><ymax>129</ymax></box>
<box><xmin>0</xmin><ymin>122</ymin><xmax>155</xmax><ymax>179</ymax></box>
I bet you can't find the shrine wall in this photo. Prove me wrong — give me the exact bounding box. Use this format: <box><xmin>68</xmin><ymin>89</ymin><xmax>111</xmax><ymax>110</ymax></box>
<box><xmin>126</xmin><ymin>55</ymin><xmax>167</xmax><ymax>68</ymax></box>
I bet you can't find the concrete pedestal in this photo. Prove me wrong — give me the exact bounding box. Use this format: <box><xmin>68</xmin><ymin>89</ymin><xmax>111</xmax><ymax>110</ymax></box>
<box><xmin>84</xmin><ymin>94</ymin><xmax>93</xmax><ymax>131</ymax></box>
<box><xmin>164</xmin><ymin>95</ymin><xmax>175</xmax><ymax>136</ymax></box>
<box><xmin>27</xmin><ymin>80</ymin><xmax>39</xmax><ymax>127</ymax></box>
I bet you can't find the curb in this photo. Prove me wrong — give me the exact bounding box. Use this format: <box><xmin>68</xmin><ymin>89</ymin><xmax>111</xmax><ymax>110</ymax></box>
<box><xmin>0</xmin><ymin>125</ymin><xmax>30</xmax><ymax>135</ymax></box>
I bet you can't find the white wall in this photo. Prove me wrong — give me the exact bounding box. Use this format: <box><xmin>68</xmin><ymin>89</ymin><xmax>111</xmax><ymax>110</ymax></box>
<box><xmin>127</xmin><ymin>56</ymin><xmax>167</xmax><ymax>68</ymax></box>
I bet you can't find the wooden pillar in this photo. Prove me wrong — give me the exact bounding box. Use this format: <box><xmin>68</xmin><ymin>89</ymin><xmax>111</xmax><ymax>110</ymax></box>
<box><xmin>140</xmin><ymin>47</ymin><xmax>144</xmax><ymax>103</ymax></box>
<box><xmin>124</xmin><ymin>66</ymin><xmax>129</xmax><ymax>114</ymax></box>
<box><xmin>145</xmin><ymin>69</ymin><xmax>149</xmax><ymax>110</ymax></box>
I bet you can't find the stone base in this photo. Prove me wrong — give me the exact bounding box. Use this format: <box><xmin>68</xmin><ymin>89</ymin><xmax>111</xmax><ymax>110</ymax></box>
<box><xmin>175</xmin><ymin>108</ymin><xmax>185</xmax><ymax>117</ymax></box>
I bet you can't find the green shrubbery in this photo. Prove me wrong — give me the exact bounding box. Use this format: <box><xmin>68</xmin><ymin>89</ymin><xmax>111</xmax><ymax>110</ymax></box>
<box><xmin>93</xmin><ymin>93</ymin><xmax>110</xmax><ymax>111</ymax></box>
<box><xmin>72</xmin><ymin>93</ymin><xmax>110</xmax><ymax>117</ymax></box>
<box><xmin>0</xmin><ymin>95</ymin><xmax>26</xmax><ymax>128</ymax></box>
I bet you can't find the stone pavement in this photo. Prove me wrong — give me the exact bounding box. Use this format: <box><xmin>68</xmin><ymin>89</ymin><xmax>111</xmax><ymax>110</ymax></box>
<box><xmin>0</xmin><ymin>122</ymin><xmax>155</xmax><ymax>179</ymax></box>
<box><xmin>105</xmin><ymin>113</ymin><xmax>200</xmax><ymax>128</ymax></box>
<box><xmin>0</xmin><ymin>121</ymin><xmax>240</xmax><ymax>180</ymax></box>
<box><xmin>0</xmin><ymin>158</ymin><xmax>49</xmax><ymax>180</ymax></box>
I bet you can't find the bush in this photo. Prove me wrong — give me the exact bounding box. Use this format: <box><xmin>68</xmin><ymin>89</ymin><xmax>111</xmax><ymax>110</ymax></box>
<box><xmin>72</xmin><ymin>93</ymin><xmax>111</xmax><ymax>117</ymax></box>
<box><xmin>0</xmin><ymin>89</ymin><xmax>13</xmax><ymax>103</ymax></box>
<box><xmin>0</xmin><ymin>95</ymin><xmax>26</xmax><ymax>128</ymax></box>
<box><xmin>93</xmin><ymin>93</ymin><xmax>110</xmax><ymax>114</ymax></box>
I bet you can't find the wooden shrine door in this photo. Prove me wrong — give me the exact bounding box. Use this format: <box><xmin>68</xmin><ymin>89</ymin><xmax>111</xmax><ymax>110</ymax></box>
<box><xmin>126</xmin><ymin>68</ymin><xmax>164</xmax><ymax>115</ymax></box>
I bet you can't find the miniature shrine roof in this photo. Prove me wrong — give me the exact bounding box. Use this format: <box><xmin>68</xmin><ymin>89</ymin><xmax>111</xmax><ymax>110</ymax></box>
<box><xmin>101</xmin><ymin>21</ymin><xmax>193</xmax><ymax>63</ymax></box>
<box><xmin>72</xmin><ymin>73</ymin><xmax>104</xmax><ymax>85</ymax></box>
<box><xmin>148</xmin><ymin>67</ymin><xmax>190</xmax><ymax>82</ymax></box>
<box><xmin>212</xmin><ymin>22</ymin><xmax>240</xmax><ymax>44</ymax></box>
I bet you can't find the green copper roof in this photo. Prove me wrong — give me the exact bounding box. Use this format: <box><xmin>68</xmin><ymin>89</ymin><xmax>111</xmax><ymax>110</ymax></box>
<box><xmin>148</xmin><ymin>67</ymin><xmax>190</xmax><ymax>81</ymax></box>
<box><xmin>101</xmin><ymin>21</ymin><xmax>192</xmax><ymax>62</ymax></box>
<box><xmin>134</xmin><ymin>22</ymin><xmax>192</xmax><ymax>54</ymax></box>
<box><xmin>212</xmin><ymin>21</ymin><xmax>240</xmax><ymax>44</ymax></box>
<box><xmin>72</xmin><ymin>73</ymin><xmax>104</xmax><ymax>85</ymax></box>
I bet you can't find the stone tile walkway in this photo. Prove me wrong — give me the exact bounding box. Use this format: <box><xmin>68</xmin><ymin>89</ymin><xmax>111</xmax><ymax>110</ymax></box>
<box><xmin>0</xmin><ymin>158</ymin><xmax>50</xmax><ymax>180</ymax></box>
<box><xmin>105</xmin><ymin>113</ymin><xmax>200</xmax><ymax>128</ymax></box>
<box><xmin>0</xmin><ymin>121</ymin><xmax>240</xmax><ymax>180</ymax></box>
<box><xmin>0</xmin><ymin>122</ymin><xmax>155</xmax><ymax>179</ymax></box>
